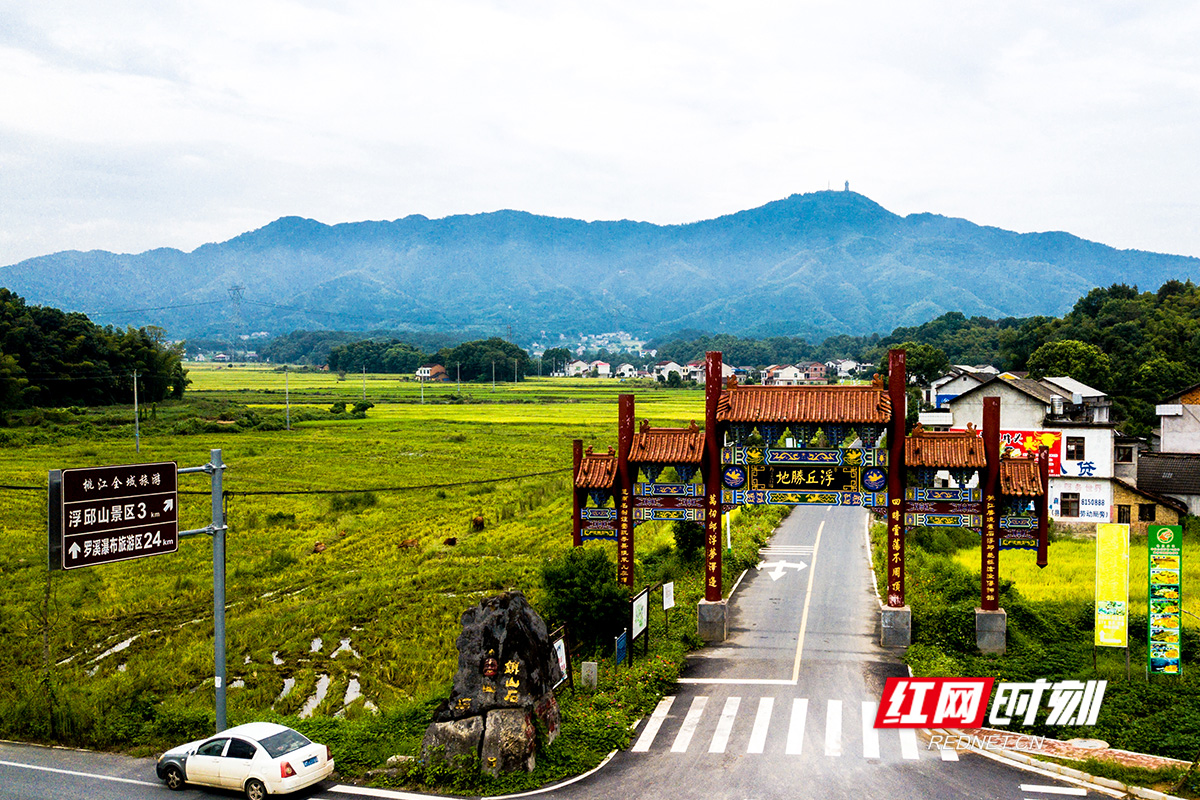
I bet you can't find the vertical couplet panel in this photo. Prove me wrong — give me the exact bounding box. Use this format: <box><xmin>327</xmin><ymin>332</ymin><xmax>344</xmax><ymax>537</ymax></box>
<box><xmin>886</xmin><ymin>349</ymin><xmax>906</xmax><ymax>608</ymax></box>
<box><xmin>704</xmin><ymin>351</ymin><xmax>723</xmax><ymax>602</ymax></box>
<box><xmin>981</xmin><ymin>398</ymin><xmax>1001</xmax><ymax>611</ymax></box>
<box><xmin>572</xmin><ymin>439</ymin><xmax>583</xmax><ymax>547</ymax></box>
<box><xmin>1036</xmin><ymin>445</ymin><xmax>1049</xmax><ymax>568</ymax></box>
<box><xmin>617</xmin><ymin>395</ymin><xmax>635</xmax><ymax>587</ymax></box>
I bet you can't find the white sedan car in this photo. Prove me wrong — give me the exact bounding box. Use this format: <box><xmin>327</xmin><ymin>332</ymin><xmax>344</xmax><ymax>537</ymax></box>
<box><xmin>155</xmin><ymin>721</ymin><xmax>334</xmax><ymax>799</ymax></box>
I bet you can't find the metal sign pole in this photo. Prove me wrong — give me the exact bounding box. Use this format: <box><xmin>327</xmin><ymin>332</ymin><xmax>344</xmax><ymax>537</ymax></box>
<box><xmin>133</xmin><ymin>370</ymin><xmax>140</xmax><ymax>453</ymax></box>
<box><xmin>178</xmin><ymin>448</ymin><xmax>228</xmax><ymax>732</ymax></box>
<box><xmin>212</xmin><ymin>448</ymin><xmax>226</xmax><ymax>731</ymax></box>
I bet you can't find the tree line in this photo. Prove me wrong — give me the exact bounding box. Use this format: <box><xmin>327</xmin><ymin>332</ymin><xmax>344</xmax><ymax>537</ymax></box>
<box><xmin>326</xmin><ymin>336</ymin><xmax>533</xmax><ymax>383</ymax></box>
<box><xmin>0</xmin><ymin>289</ymin><xmax>188</xmax><ymax>411</ymax></box>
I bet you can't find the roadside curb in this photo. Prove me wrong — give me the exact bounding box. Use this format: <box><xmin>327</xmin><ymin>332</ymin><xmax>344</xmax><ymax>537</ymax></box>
<box><xmin>925</xmin><ymin>729</ymin><xmax>1187</xmax><ymax>800</ymax></box>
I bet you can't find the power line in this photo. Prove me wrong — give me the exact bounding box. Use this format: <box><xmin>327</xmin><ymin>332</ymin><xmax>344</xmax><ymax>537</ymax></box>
<box><xmin>0</xmin><ymin>467</ymin><xmax>571</xmax><ymax>496</ymax></box>
<box><xmin>84</xmin><ymin>300</ymin><xmax>225</xmax><ymax>316</ymax></box>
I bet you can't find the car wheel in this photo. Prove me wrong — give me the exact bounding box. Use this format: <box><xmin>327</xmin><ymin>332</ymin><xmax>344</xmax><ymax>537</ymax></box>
<box><xmin>244</xmin><ymin>778</ymin><xmax>268</xmax><ymax>800</ymax></box>
<box><xmin>163</xmin><ymin>764</ymin><xmax>185</xmax><ymax>790</ymax></box>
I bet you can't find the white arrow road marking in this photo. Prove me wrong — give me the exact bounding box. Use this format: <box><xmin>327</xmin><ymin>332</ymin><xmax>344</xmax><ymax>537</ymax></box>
<box><xmin>755</xmin><ymin>560</ymin><xmax>808</xmax><ymax>581</ymax></box>
<box><xmin>68</xmin><ymin>542</ymin><xmax>81</xmax><ymax>559</ymax></box>
<box><xmin>164</xmin><ymin>498</ymin><xmax>174</xmax><ymax>511</ymax></box>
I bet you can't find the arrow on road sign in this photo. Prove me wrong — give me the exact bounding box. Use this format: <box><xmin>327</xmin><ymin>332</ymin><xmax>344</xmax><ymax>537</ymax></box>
<box><xmin>164</xmin><ymin>498</ymin><xmax>175</xmax><ymax>512</ymax></box>
<box><xmin>69</xmin><ymin>542</ymin><xmax>81</xmax><ymax>559</ymax></box>
<box><xmin>755</xmin><ymin>559</ymin><xmax>808</xmax><ymax>581</ymax></box>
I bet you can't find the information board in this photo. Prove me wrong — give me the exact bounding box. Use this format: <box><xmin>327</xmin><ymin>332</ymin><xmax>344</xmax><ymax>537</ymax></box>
<box><xmin>1094</xmin><ymin>523</ymin><xmax>1129</xmax><ymax>647</ymax></box>
<box><xmin>1148</xmin><ymin>525</ymin><xmax>1183</xmax><ymax>675</ymax></box>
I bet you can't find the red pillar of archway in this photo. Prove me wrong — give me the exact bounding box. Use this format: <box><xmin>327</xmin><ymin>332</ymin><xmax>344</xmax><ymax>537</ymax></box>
<box><xmin>571</xmin><ymin>439</ymin><xmax>583</xmax><ymax>547</ymax></box>
<box><xmin>885</xmin><ymin>348</ymin><xmax>907</xmax><ymax>608</ymax></box>
<box><xmin>703</xmin><ymin>351</ymin><xmax>723</xmax><ymax>602</ymax></box>
<box><xmin>616</xmin><ymin>394</ymin><xmax>635</xmax><ymax>587</ymax></box>
<box><xmin>1036</xmin><ymin>445</ymin><xmax>1050</xmax><ymax>568</ymax></box>
<box><xmin>981</xmin><ymin>396</ymin><xmax>1001</xmax><ymax>611</ymax></box>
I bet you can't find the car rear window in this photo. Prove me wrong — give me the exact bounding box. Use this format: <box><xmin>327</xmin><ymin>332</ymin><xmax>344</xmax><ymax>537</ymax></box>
<box><xmin>257</xmin><ymin>729</ymin><xmax>312</xmax><ymax>758</ymax></box>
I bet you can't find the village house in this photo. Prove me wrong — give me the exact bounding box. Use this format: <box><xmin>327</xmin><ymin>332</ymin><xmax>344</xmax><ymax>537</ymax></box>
<box><xmin>416</xmin><ymin>364</ymin><xmax>448</xmax><ymax>382</ymax></box>
<box><xmin>920</xmin><ymin>374</ymin><xmax>1180</xmax><ymax>532</ymax></box>
<box><xmin>590</xmin><ymin>360</ymin><xmax>612</xmax><ymax>378</ymax></box>
<box><xmin>615</xmin><ymin>363</ymin><xmax>637</xmax><ymax>379</ymax></box>
<box><xmin>1138</xmin><ymin>381</ymin><xmax>1200</xmax><ymax>515</ymax></box>
<box><xmin>653</xmin><ymin>360</ymin><xmax>685</xmax><ymax>381</ymax></box>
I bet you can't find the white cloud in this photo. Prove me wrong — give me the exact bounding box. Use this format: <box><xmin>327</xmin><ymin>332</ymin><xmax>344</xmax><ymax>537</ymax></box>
<box><xmin>1</xmin><ymin>0</ymin><xmax>1199</xmax><ymax>264</ymax></box>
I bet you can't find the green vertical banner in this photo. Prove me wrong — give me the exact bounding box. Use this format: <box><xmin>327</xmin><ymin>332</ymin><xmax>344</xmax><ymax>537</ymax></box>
<box><xmin>1148</xmin><ymin>524</ymin><xmax>1183</xmax><ymax>675</ymax></box>
<box><xmin>1095</xmin><ymin>523</ymin><xmax>1130</xmax><ymax>647</ymax></box>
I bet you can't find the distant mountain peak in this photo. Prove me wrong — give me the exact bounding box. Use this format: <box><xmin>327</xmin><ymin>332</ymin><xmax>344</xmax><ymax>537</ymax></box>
<box><xmin>1</xmin><ymin>192</ymin><xmax>1194</xmax><ymax>342</ymax></box>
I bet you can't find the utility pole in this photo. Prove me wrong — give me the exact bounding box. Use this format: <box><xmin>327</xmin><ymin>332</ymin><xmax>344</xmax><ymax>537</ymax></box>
<box><xmin>513</xmin><ymin>358</ymin><xmax>518</xmax><ymax>384</ymax></box>
<box><xmin>492</xmin><ymin>361</ymin><xmax>496</xmax><ymax>392</ymax></box>
<box><xmin>132</xmin><ymin>370</ymin><xmax>140</xmax><ymax>453</ymax></box>
<box><xmin>362</xmin><ymin>365</ymin><xmax>366</xmax><ymax>402</ymax></box>
<box><xmin>285</xmin><ymin>367</ymin><xmax>291</xmax><ymax>431</ymax></box>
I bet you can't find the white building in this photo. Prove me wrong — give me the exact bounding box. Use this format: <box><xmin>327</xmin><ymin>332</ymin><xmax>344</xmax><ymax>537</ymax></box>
<box><xmin>590</xmin><ymin>360</ymin><xmax>612</xmax><ymax>378</ymax></box>
<box><xmin>927</xmin><ymin>375</ymin><xmax>1116</xmax><ymax>529</ymax></box>
<box><xmin>566</xmin><ymin>359</ymin><xmax>590</xmax><ymax>376</ymax></box>
<box><xmin>653</xmin><ymin>361</ymin><xmax>685</xmax><ymax>381</ymax></box>
<box><xmin>615</xmin><ymin>363</ymin><xmax>637</xmax><ymax>378</ymax></box>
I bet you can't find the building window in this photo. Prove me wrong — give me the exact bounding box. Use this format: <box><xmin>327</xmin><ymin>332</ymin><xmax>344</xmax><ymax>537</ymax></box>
<box><xmin>1115</xmin><ymin>446</ymin><xmax>1134</xmax><ymax>464</ymax></box>
<box><xmin>1066</xmin><ymin>437</ymin><xmax>1086</xmax><ymax>460</ymax></box>
<box><xmin>1117</xmin><ymin>505</ymin><xmax>1130</xmax><ymax>524</ymax></box>
<box><xmin>1139</xmin><ymin>504</ymin><xmax>1157</xmax><ymax>522</ymax></box>
<box><xmin>1061</xmin><ymin>492</ymin><xmax>1080</xmax><ymax>517</ymax></box>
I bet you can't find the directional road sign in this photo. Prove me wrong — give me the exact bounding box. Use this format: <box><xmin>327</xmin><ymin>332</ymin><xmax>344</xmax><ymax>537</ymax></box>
<box><xmin>59</xmin><ymin>461</ymin><xmax>179</xmax><ymax>570</ymax></box>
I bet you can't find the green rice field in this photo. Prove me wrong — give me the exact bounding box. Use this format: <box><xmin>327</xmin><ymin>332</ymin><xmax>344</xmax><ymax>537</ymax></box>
<box><xmin>0</xmin><ymin>367</ymin><xmax>725</xmax><ymax>751</ymax></box>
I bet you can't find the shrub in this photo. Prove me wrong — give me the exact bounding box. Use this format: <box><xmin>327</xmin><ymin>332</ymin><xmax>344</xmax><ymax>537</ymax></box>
<box><xmin>330</xmin><ymin>401</ymin><xmax>347</xmax><ymax>414</ymax></box>
<box><xmin>540</xmin><ymin>547</ymin><xmax>629</xmax><ymax>653</ymax></box>
<box><xmin>673</xmin><ymin>521</ymin><xmax>704</xmax><ymax>561</ymax></box>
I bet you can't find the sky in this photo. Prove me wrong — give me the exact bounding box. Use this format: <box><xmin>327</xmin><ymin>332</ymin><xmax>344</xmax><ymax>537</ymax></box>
<box><xmin>2</xmin><ymin>1</ymin><xmax>1199</xmax><ymax>267</ymax></box>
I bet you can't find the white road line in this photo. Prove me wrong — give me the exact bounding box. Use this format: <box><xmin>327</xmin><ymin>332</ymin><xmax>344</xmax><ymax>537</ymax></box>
<box><xmin>791</xmin><ymin>519</ymin><xmax>824</xmax><ymax>681</ymax></box>
<box><xmin>747</xmin><ymin>697</ymin><xmax>773</xmax><ymax>754</ymax></box>
<box><xmin>899</xmin><ymin>728</ymin><xmax>919</xmax><ymax>760</ymax></box>
<box><xmin>1019</xmin><ymin>786</ymin><xmax>1087</xmax><ymax>796</ymax></box>
<box><xmin>0</xmin><ymin>759</ymin><xmax>157</xmax><ymax>787</ymax></box>
<box><xmin>671</xmin><ymin>696</ymin><xmax>707</xmax><ymax>753</ymax></box>
<box><xmin>333</xmin><ymin>786</ymin><xmax>445</xmax><ymax>800</ymax></box>
<box><xmin>677</xmin><ymin>677</ymin><xmax>797</xmax><ymax>686</ymax></box>
<box><xmin>824</xmin><ymin>699</ymin><xmax>842</xmax><ymax>756</ymax></box>
<box><xmin>939</xmin><ymin>746</ymin><xmax>959</xmax><ymax>761</ymax></box>
<box><xmin>632</xmin><ymin>696</ymin><xmax>675</xmax><ymax>752</ymax></box>
<box><xmin>785</xmin><ymin>698</ymin><xmax>808</xmax><ymax>755</ymax></box>
<box><xmin>861</xmin><ymin>701</ymin><xmax>880</xmax><ymax>759</ymax></box>
<box><xmin>709</xmin><ymin>697</ymin><xmax>741</xmax><ymax>753</ymax></box>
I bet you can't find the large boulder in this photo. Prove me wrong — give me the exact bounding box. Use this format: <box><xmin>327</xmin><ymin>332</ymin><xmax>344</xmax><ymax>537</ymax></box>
<box><xmin>419</xmin><ymin>716</ymin><xmax>484</xmax><ymax>766</ymax></box>
<box><xmin>421</xmin><ymin>591</ymin><xmax>564</xmax><ymax>774</ymax></box>
<box><xmin>480</xmin><ymin>708</ymin><xmax>536</xmax><ymax>776</ymax></box>
<box><xmin>434</xmin><ymin>591</ymin><xmax>563</xmax><ymax>723</ymax></box>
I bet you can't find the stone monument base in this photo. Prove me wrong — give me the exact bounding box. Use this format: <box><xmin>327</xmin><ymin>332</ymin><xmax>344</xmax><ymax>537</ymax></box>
<box><xmin>697</xmin><ymin>599</ymin><xmax>728</xmax><ymax>642</ymax></box>
<box><xmin>976</xmin><ymin>608</ymin><xmax>1007</xmax><ymax>654</ymax></box>
<box><xmin>880</xmin><ymin>605</ymin><xmax>911</xmax><ymax>648</ymax></box>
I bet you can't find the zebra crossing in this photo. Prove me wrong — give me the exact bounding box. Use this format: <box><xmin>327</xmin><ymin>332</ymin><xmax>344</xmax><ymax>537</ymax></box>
<box><xmin>630</xmin><ymin>695</ymin><xmax>959</xmax><ymax>762</ymax></box>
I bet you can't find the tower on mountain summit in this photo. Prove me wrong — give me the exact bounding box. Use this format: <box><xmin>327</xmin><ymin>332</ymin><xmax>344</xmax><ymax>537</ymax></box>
<box><xmin>845</xmin><ymin>181</ymin><xmax>850</xmax><ymax>191</ymax></box>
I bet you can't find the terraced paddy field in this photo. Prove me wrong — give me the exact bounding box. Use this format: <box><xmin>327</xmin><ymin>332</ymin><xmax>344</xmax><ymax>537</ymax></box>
<box><xmin>0</xmin><ymin>369</ymin><xmax>737</xmax><ymax>756</ymax></box>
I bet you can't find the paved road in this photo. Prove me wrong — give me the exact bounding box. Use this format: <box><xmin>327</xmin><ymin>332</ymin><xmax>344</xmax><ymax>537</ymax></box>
<box><xmin>0</xmin><ymin>506</ymin><xmax>1118</xmax><ymax>800</ymax></box>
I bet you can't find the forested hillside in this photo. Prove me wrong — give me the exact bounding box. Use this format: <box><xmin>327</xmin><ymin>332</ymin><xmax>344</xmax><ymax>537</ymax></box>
<box><xmin>655</xmin><ymin>280</ymin><xmax>1200</xmax><ymax>435</ymax></box>
<box><xmin>0</xmin><ymin>289</ymin><xmax>188</xmax><ymax>411</ymax></box>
